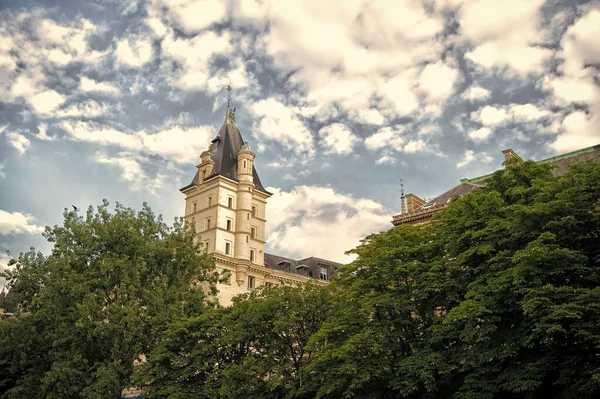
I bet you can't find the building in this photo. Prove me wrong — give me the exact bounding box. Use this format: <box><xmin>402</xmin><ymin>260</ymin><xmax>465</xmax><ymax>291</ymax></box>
<box><xmin>392</xmin><ymin>144</ymin><xmax>600</xmax><ymax>226</ymax></box>
<box><xmin>180</xmin><ymin>105</ymin><xmax>341</xmax><ymax>306</ymax></box>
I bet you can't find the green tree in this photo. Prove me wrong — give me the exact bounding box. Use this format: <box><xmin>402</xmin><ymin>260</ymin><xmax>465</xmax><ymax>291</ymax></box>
<box><xmin>0</xmin><ymin>200</ymin><xmax>218</xmax><ymax>399</ymax></box>
<box><xmin>135</xmin><ymin>284</ymin><xmax>333</xmax><ymax>399</ymax></box>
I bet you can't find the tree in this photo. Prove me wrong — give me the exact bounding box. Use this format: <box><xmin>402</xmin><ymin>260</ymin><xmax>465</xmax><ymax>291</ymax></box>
<box><xmin>0</xmin><ymin>200</ymin><xmax>218</xmax><ymax>399</ymax></box>
<box><xmin>135</xmin><ymin>284</ymin><xmax>333</xmax><ymax>399</ymax></box>
<box><xmin>303</xmin><ymin>160</ymin><xmax>600</xmax><ymax>399</ymax></box>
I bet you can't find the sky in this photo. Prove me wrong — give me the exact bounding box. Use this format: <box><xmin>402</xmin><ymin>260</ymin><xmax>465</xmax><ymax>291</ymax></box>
<box><xmin>1</xmin><ymin>0</ymin><xmax>599</xmax><ymax>281</ymax></box>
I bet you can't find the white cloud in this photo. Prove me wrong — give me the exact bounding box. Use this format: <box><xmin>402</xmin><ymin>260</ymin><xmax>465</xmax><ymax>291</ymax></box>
<box><xmin>229</xmin><ymin>0</ymin><xmax>447</xmax><ymax>123</ymax></box>
<box><xmin>458</xmin><ymin>0</ymin><xmax>551</xmax><ymax>75</ymax></box>
<box><xmin>456</xmin><ymin>149</ymin><xmax>476</xmax><ymax>168</ymax></box>
<box><xmin>250</xmin><ymin>98</ymin><xmax>314</xmax><ymax>158</ymax></box>
<box><xmin>115</xmin><ymin>37</ymin><xmax>153</xmax><ymax>68</ymax></box>
<box><xmin>265</xmin><ymin>185</ymin><xmax>391</xmax><ymax>263</ymax></box>
<box><xmin>160</xmin><ymin>30</ymin><xmax>235</xmax><ymax>91</ymax></box>
<box><xmin>60</xmin><ymin>120</ymin><xmax>214</xmax><ymax>164</ymax></box>
<box><xmin>80</xmin><ymin>77</ymin><xmax>120</xmax><ymax>95</ymax></box>
<box><xmin>549</xmin><ymin>111</ymin><xmax>600</xmax><ymax>153</ymax></box>
<box><xmin>477</xmin><ymin>105</ymin><xmax>510</xmax><ymax>126</ymax></box>
<box><xmin>0</xmin><ymin>163</ymin><xmax>4</xmax><ymax>178</ymax></box>
<box><xmin>7</xmin><ymin>132</ymin><xmax>31</xmax><ymax>154</ymax></box>
<box><xmin>318</xmin><ymin>123</ymin><xmax>359</xmax><ymax>155</ymax></box>
<box><xmin>36</xmin><ymin>123</ymin><xmax>54</xmax><ymax>141</ymax></box>
<box><xmin>30</xmin><ymin>90</ymin><xmax>66</xmax><ymax>115</ymax></box>
<box><xmin>418</xmin><ymin>61</ymin><xmax>459</xmax><ymax>100</ymax></box>
<box><xmin>154</xmin><ymin>0</ymin><xmax>227</xmax><ymax>34</ymax></box>
<box><xmin>468</xmin><ymin>126</ymin><xmax>492</xmax><ymax>141</ymax></box>
<box><xmin>93</xmin><ymin>151</ymin><xmax>169</xmax><ymax>196</ymax></box>
<box><xmin>365</xmin><ymin>126</ymin><xmax>405</xmax><ymax>151</ymax></box>
<box><xmin>403</xmin><ymin>139</ymin><xmax>427</xmax><ymax>153</ymax></box>
<box><xmin>542</xmin><ymin>6</ymin><xmax>600</xmax><ymax>152</ymax></box>
<box><xmin>456</xmin><ymin>149</ymin><xmax>494</xmax><ymax>168</ymax></box>
<box><xmin>0</xmin><ymin>209</ymin><xmax>44</xmax><ymax>235</ymax></box>
<box><xmin>351</xmin><ymin>108</ymin><xmax>386</xmax><ymax>125</ymax></box>
<box><xmin>463</xmin><ymin>85</ymin><xmax>491</xmax><ymax>101</ymax></box>
<box><xmin>375</xmin><ymin>153</ymin><xmax>396</xmax><ymax>165</ymax></box>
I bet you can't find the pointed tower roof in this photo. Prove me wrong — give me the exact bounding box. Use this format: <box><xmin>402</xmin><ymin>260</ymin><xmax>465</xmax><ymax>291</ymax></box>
<box><xmin>180</xmin><ymin>106</ymin><xmax>269</xmax><ymax>194</ymax></box>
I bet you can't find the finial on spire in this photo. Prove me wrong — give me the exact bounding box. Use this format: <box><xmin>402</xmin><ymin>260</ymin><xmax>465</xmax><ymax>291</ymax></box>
<box><xmin>226</xmin><ymin>79</ymin><xmax>232</xmax><ymax>110</ymax></box>
<box><xmin>400</xmin><ymin>179</ymin><xmax>407</xmax><ymax>215</ymax></box>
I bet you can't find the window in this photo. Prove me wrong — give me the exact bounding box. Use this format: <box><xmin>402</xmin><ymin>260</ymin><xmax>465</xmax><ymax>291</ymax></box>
<box><xmin>192</xmin><ymin>202</ymin><xmax>197</xmax><ymax>213</ymax></box>
<box><xmin>225</xmin><ymin>242</ymin><xmax>231</xmax><ymax>255</ymax></box>
<box><xmin>205</xmin><ymin>218</ymin><xmax>211</xmax><ymax>230</ymax></box>
<box><xmin>243</xmin><ymin>160</ymin><xmax>247</xmax><ymax>168</ymax></box>
<box><xmin>250</xmin><ymin>249</ymin><xmax>255</xmax><ymax>262</ymax></box>
<box><xmin>203</xmin><ymin>240</ymin><xmax>209</xmax><ymax>252</ymax></box>
<box><xmin>191</xmin><ymin>217</ymin><xmax>196</xmax><ymax>232</ymax></box>
<box><xmin>320</xmin><ymin>265</ymin><xmax>329</xmax><ymax>281</ymax></box>
<box><xmin>202</xmin><ymin>170</ymin><xmax>206</xmax><ymax>180</ymax></box>
<box><xmin>251</xmin><ymin>227</ymin><xmax>256</xmax><ymax>239</ymax></box>
<box><xmin>208</xmin><ymin>196</ymin><xmax>212</xmax><ymax>207</ymax></box>
<box><xmin>248</xmin><ymin>276</ymin><xmax>255</xmax><ymax>289</ymax></box>
<box><xmin>246</xmin><ymin>236</ymin><xmax>249</xmax><ymax>243</ymax></box>
<box><xmin>247</xmin><ymin>213</ymin><xmax>250</xmax><ymax>220</ymax></box>
<box><xmin>228</xmin><ymin>197</ymin><xmax>233</xmax><ymax>208</ymax></box>
<box><xmin>226</xmin><ymin>218</ymin><xmax>232</xmax><ymax>231</ymax></box>
<box><xmin>265</xmin><ymin>282</ymin><xmax>273</xmax><ymax>288</ymax></box>
<box><xmin>252</xmin><ymin>205</ymin><xmax>257</xmax><ymax>217</ymax></box>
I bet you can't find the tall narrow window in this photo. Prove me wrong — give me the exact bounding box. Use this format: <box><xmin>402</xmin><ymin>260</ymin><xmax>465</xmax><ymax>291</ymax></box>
<box><xmin>320</xmin><ymin>265</ymin><xmax>329</xmax><ymax>281</ymax></box>
<box><xmin>251</xmin><ymin>227</ymin><xmax>256</xmax><ymax>239</ymax></box>
<box><xmin>248</xmin><ymin>276</ymin><xmax>255</xmax><ymax>289</ymax></box>
<box><xmin>250</xmin><ymin>249</ymin><xmax>255</xmax><ymax>262</ymax></box>
<box><xmin>205</xmin><ymin>218</ymin><xmax>211</xmax><ymax>230</ymax></box>
<box><xmin>225</xmin><ymin>242</ymin><xmax>231</xmax><ymax>255</ymax></box>
<box><xmin>246</xmin><ymin>236</ymin><xmax>249</xmax><ymax>243</ymax></box>
<box><xmin>252</xmin><ymin>205</ymin><xmax>257</xmax><ymax>217</ymax></box>
<box><xmin>228</xmin><ymin>197</ymin><xmax>233</xmax><ymax>208</ymax></box>
<box><xmin>243</xmin><ymin>160</ymin><xmax>247</xmax><ymax>168</ymax></box>
<box><xmin>192</xmin><ymin>202</ymin><xmax>197</xmax><ymax>213</ymax></box>
<box><xmin>247</xmin><ymin>213</ymin><xmax>250</xmax><ymax>220</ymax></box>
<box><xmin>226</xmin><ymin>219</ymin><xmax>232</xmax><ymax>231</ymax></box>
<box><xmin>208</xmin><ymin>196</ymin><xmax>212</xmax><ymax>206</ymax></box>
<box><xmin>202</xmin><ymin>170</ymin><xmax>206</xmax><ymax>180</ymax></box>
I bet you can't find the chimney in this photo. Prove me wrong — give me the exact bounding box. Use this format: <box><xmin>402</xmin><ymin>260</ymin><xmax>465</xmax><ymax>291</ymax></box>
<box><xmin>502</xmin><ymin>149</ymin><xmax>523</xmax><ymax>165</ymax></box>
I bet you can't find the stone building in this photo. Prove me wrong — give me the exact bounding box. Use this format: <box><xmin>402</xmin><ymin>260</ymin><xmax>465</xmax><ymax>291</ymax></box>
<box><xmin>392</xmin><ymin>144</ymin><xmax>600</xmax><ymax>226</ymax></box>
<box><xmin>180</xmin><ymin>105</ymin><xmax>341</xmax><ymax>306</ymax></box>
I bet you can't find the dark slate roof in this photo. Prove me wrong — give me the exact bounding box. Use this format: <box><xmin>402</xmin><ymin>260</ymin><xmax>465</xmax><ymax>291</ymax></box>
<box><xmin>415</xmin><ymin>182</ymin><xmax>484</xmax><ymax>212</ymax></box>
<box><xmin>264</xmin><ymin>253</ymin><xmax>343</xmax><ymax>280</ymax></box>
<box><xmin>180</xmin><ymin>108</ymin><xmax>268</xmax><ymax>193</ymax></box>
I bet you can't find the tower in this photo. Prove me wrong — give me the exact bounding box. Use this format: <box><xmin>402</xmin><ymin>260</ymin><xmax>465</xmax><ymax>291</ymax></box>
<box><xmin>180</xmin><ymin>102</ymin><xmax>271</xmax><ymax>305</ymax></box>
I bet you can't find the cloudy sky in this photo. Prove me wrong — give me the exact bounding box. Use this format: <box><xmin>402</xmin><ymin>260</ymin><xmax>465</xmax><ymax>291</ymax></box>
<box><xmin>1</xmin><ymin>0</ymin><xmax>599</xmax><ymax>279</ymax></box>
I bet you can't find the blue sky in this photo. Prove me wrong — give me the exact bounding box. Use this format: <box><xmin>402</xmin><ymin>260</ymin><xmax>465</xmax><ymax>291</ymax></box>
<box><xmin>1</xmin><ymin>0</ymin><xmax>599</xmax><ymax>279</ymax></box>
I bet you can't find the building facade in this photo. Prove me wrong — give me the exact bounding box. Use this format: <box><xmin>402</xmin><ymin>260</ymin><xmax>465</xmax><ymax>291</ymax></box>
<box><xmin>180</xmin><ymin>106</ymin><xmax>340</xmax><ymax>306</ymax></box>
<box><xmin>392</xmin><ymin>144</ymin><xmax>600</xmax><ymax>226</ymax></box>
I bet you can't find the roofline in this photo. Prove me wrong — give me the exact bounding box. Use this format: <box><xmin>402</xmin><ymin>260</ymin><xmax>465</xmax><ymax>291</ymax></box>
<box><xmin>460</xmin><ymin>143</ymin><xmax>600</xmax><ymax>183</ymax></box>
<box><xmin>179</xmin><ymin>173</ymin><xmax>273</xmax><ymax>195</ymax></box>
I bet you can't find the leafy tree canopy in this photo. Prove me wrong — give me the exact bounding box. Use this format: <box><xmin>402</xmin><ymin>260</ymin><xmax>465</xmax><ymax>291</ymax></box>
<box><xmin>0</xmin><ymin>200</ymin><xmax>217</xmax><ymax>399</ymax></box>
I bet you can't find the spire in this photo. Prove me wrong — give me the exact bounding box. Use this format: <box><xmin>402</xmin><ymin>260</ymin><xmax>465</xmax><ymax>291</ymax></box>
<box><xmin>400</xmin><ymin>179</ymin><xmax>407</xmax><ymax>215</ymax></box>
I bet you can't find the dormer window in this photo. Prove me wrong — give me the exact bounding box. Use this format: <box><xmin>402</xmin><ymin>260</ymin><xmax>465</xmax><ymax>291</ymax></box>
<box><xmin>319</xmin><ymin>264</ymin><xmax>329</xmax><ymax>281</ymax></box>
<box><xmin>277</xmin><ymin>261</ymin><xmax>291</xmax><ymax>273</ymax></box>
<box><xmin>296</xmin><ymin>265</ymin><xmax>312</xmax><ymax>277</ymax></box>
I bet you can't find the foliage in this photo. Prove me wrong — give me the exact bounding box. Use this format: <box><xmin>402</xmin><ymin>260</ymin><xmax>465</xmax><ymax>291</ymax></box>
<box><xmin>134</xmin><ymin>284</ymin><xmax>333</xmax><ymax>399</ymax></box>
<box><xmin>0</xmin><ymin>200</ymin><xmax>217</xmax><ymax>399</ymax></box>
